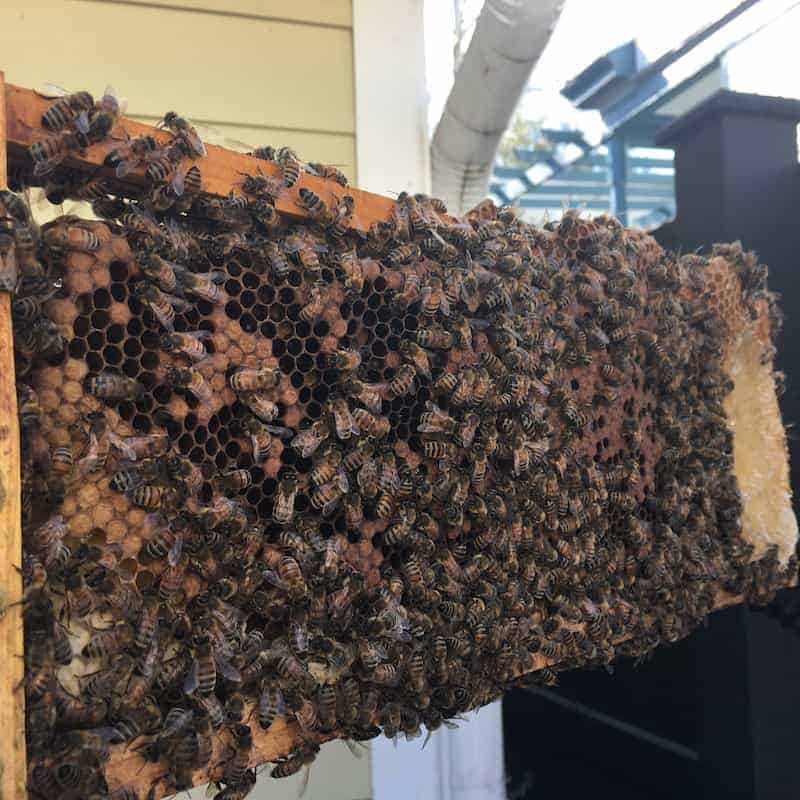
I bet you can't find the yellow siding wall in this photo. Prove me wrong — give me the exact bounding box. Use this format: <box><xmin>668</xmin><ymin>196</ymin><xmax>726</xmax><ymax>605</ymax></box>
<box><xmin>0</xmin><ymin>0</ymin><xmax>357</xmax><ymax>181</ymax></box>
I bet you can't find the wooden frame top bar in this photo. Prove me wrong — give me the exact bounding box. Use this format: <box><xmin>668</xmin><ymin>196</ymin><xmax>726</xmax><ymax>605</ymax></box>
<box><xmin>4</xmin><ymin>83</ymin><xmax>396</xmax><ymax>233</ymax></box>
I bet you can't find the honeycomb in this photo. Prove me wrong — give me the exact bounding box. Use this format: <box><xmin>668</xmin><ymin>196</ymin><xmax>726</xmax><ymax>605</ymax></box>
<box><xmin>7</xmin><ymin>145</ymin><xmax>796</xmax><ymax>800</ymax></box>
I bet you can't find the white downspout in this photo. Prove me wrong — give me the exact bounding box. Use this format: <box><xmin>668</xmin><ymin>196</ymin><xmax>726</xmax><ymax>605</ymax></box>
<box><xmin>430</xmin><ymin>0</ymin><xmax>565</xmax><ymax>214</ymax></box>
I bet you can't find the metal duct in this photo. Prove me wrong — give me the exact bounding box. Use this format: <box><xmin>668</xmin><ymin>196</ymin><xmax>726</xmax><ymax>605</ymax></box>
<box><xmin>430</xmin><ymin>0</ymin><xmax>565</xmax><ymax>214</ymax></box>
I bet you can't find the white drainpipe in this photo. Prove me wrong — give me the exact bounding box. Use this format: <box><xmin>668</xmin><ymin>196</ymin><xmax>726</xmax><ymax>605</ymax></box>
<box><xmin>430</xmin><ymin>0</ymin><xmax>565</xmax><ymax>214</ymax></box>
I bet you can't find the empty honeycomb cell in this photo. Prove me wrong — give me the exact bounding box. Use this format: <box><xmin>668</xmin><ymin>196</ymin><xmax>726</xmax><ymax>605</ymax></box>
<box><xmin>110</xmin><ymin>283</ymin><xmax>127</xmax><ymax>302</ymax></box>
<box><xmin>403</xmin><ymin>314</ymin><xmax>419</xmax><ymax>331</ymax></box>
<box><xmin>279</xmin><ymin>355</ymin><xmax>295</xmax><ymax>373</ymax></box>
<box><xmin>93</xmin><ymin>288</ymin><xmax>112</xmax><ymax>310</ymax></box>
<box><xmin>214</xmin><ymin>451</ymin><xmax>228</xmax><ymax>469</ymax></box>
<box><xmin>240</xmin><ymin>313</ymin><xmax>257</xmax><ymax>333</ymax></box>
<box><xmin>257</xmin><ymin>285</ymin><xmax>277</xmax><ymax>305</ymax></box>
<box><xmin>296</xmin><ymin>354</ymin><xmax>314</xmax><ymax>374</ymax></box>
<box><xmin>140</xmin><ymin>352</ymin><xmax>159</xmax><ymax>371</ymax></box>
<box><xmin>290</xmin><ymin>372</ymin><xmax>304</xmax><ymax>389</ymax></box>
<box><xmin>103</xmin><ymin>345</ymin><xmax>123</xmax><ymax>366</ymax></box>
<box><xmin>225</xmin><ymin>300</ymin><xmax>242</xmax><ymax>321</ymax></box>
<box><xmin>85</xmin><ymin>352</ymin><xmax>104</xmax><ymax>372</ymax></box>
<box><xmin>68</xmin><ymin>339</ymin><xmax>87</xmax><ymax>359</ymax></box>
<box><xmin>283</xmin><ymin>269</ymin><xmax>300</xmax><ymax>288</ymax></box>
<box><xmin>178</xmin><ymin>434</ymin><xmax>193</xmax><ymax>454</ymax></box>
<box><xmin>278</xmin><ymin>288</ymin><xmax>295</xmax><ymax>305</ymax></box>
<box><xmin>153</xmin><ymin>384</ymin><xmax>172</xmax><ymax>404</ymax></box>
<box><xmin>132</xmin><ymin>413</ymin><xmax>152</xmax><ymax>433</ymax></box>
<box><xmin>109</xmin><ymin>260</ymin><xmax>128</xmax><ymax>282</ymax></box>
<box><xmin>87</xmin><ymin>330</ymin><xmax>105</xmax><ymax>351</ymax></box>
<box><xmin>189</xmin><ymin>446</ymin><xmax>205</xmax><ymax>463</ymax></box>
<box><xmin>287</xmin><ymin>338</ymin><xmax>303</xmax><ymax>357</ymax></box>
<box><xmin>269</xmin><ymin>304</ymin><xmax>285</xmax><ymax>322</ymax></box>
<box><xmin>73</xmin><ymin>316</ymin><xmax>90</xmax><ymax>338</ymax></box>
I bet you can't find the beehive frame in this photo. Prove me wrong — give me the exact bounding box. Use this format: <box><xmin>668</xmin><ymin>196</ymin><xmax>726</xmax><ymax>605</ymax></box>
<box><xmin>0</xmin><ymin>71</ymin><xmax>796</xmax><ymax>799</ymax></box>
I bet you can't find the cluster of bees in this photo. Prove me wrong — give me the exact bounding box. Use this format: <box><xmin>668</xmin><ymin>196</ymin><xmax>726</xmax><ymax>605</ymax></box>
<box><xmin>10</xmin><ymin>89</ymin><xmax>795</xmax><ymax>800</ymax></box>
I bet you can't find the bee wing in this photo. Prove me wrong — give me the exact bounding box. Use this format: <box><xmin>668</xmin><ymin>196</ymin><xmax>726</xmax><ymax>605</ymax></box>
<box><xmin>171</xmin><ymin>166</ymin><xmax>185</xmax><ymax>197</ymax></box>
<box><xmin>214</xmin><ymin>651</ymin><xmax>242</xmax><ymax>683</ymax></box>
<box><xmin>182</xmin><ymin>659</ymin><xmax>199</xmax><ymax>695</ymax></box>
<box><xmin>33</xmin><ymin>157</ymin><xmax>61</xmax><ymax>178</ymax></box>
<box><xmin>264</xmin><ymin>425</ymin><xmax>294</xmax><ymax>441</ymax></box>
<box><xmin>149</xmin><ymin>303</ymin><xmax>174</xmax><ymax>332</ymax></box>
<box><xmin>292</xmin><ymin>430</ymin><xmax>321</xmax><ymax>458</ymax></box>
<box><xmin>344</xmin><ymin>740</ymin><xmax>366</xmax><ymax>759</ymax></box>
<box><xmin>166</xmin><ymin>293</ymin><xmax>192</xmax><ymax>314</ymax></box>
<box><xmin>299</xmin><ymin>765</ymin><xmax>312</xmax><ymax>798</ymax></box>
<box><xmin>188</xmin><ymin>132</ymin><xmax>207</xmax><ymax>158</ymax></box>
<box><xmin>115</xmin><ymin>159</ymin><xmax>140</xmax><ymax>178</ymax></box>
<box><xmin>74</xmin><ymin>111</ymin><xmax>91</xmax><ymax>134</ymax></box>
<box><xmin>321</xmin><ymin>497</ymin><xmax>342</xmax><ymax>517</ymax></box>
<box><xmin>188</xmin><ymin>329</ymin><xmax>212</xmax><ymax>341</ymax></box>
<box><xmin>262</xmin><ymin>569</ymin><xmax>289</xmax><ymax>592</ymax></box>
<box><xmin>168</xmin><ymin>534</ymin><xmax>183</xmax><ymax>567</ymax></box>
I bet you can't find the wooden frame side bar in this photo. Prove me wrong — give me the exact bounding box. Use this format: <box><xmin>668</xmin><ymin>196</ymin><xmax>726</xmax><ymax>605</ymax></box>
<box><xmin>0</xmin><ymin>70</ymin><xmax>27</xmax><ymax>800</ymax></box>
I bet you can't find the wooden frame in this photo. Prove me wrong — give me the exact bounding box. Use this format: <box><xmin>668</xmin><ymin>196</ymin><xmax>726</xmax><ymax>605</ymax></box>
<box><xmin>0</xmin><ymin>71</ymin><xmax>27</xmax><ymax>800</ymax></box>
<box><xmin>1</xmin><ymin>77</ymin><xmax>795</xmax><ymax>798</ymax></box>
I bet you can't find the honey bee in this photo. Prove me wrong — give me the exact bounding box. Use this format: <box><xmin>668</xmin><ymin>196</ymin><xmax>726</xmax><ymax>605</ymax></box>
<box><xmin>166</xmin><ymin>366</ymin><xmax>212</xmax><ymax>403</ymax></box>
<box><xmin>329</xmin><ymin>397</ymin><xmax>359</xmax><ymax>441</ymax></box>
<box><xmin>135</xmin><ymin>280</ymin><xmax>188</xmax><ymax>331</ymax></box>
<box><xmin>308</xmin><ymin>161</ymin><xmax>349</xmax><ymax>186</ymax></box>
<box><xmin>398</xmin><ymin>340</ymin><xmax>431</xmax><ymax>380</ymax></box>
<box><xmin>310</xmin><ymin>469</ymin><xmax>348</xmax><ymax>514</ymax></box>
<box><xmin>258</xmin><ymin>683</ymin><xmax>285</xmax><ymax>730</ymax></box>
<box><xmin>341</xmin><ymin>490</ymin><xmax>364</xmax><ymax>529</ymax></box>
<box><xmin>271</xmin><ymin>742</ymin><xmax>320</xmax><ymax>779</ymax></box>
<box><xmin>132</xmin><ymin>484</ymin><xmax>174</xmax><ymax>511</ymax></box>
<box><xmin>344</xmin><ymin>378</ymin><xmax>383</xmax><ymax>414</ymax></box>
<box><xmin>328</xmin><ymin>347</ymin><xmax>362</xmax><ymax>372</ymax></box>
<box><xmin>29</xmin><ymin>130</ymin><xmax>89</xmax><ymax>176</ymax></box>
<box><xmin>176</xmin><ymin>265</ymin><xmax>225</xmax><ymax>304</ymax></box>
<box><xmin>161</xmin><ymin>110</ymin><xmax>206</xmax><ymax>157</ymax></box>
<box><xmin>40</xmin><ymin>87</ymin><xmax>94</xmax><ymax>132</ymax></box>
<box><xmin>297</xmin><ymin>187</ymin><xmax>334</xmax><ymax>227</ymax></box>
<box><xmin>300</xmin><ymin>281</ymin><xmax>327</xmax><ymax>322</ymax></box>
<box><xmin>387</xmin><ymin>364</ymin><xmax>417</xmax><ymax>398</ymax></box>
<box><xmin>244</xmin><ymin>418</ymin><xmax>274</xmax><ymax>462</ymax></box>
<box><xmin>229</xmin><ymin>365</ymin><xmax>280</xmax><ymax>393</ymax></box>
<box><xmin>85</xmin><ymin>370</ymin><xmax>142</xmax><ymax>401</ymax></box>
<box><xmin>41</xmin><ymin>216</ymin><xmax>100</xmax><ymax>251</ymax></box>
<box><xmin>216</xmin><ymin>468</ymin><xmax>252</xmax><ymax>494</ymax></box>
<box><xmin>87</xmin><ymin>85</ymin><xmax>123</xmax><ymax>143</ymax></box>
<box><xmin>277</xmin><ymin>146</ymin><xmax>302</xmax><ymax>187</ymax></box>
<box><xmin>161</xmin><ymin>330</ymin><xmax>211</xmax><ymax>361</ymax></box>
<box><xmin>273</xmin><ymin>471</ymin><xmax>298</xmax><ymax>525</ymax></box>
<box><xmin>352</xmin><ymin>408</ymin><xmax>390</xmax><ymax>439</ymax></box>
<box><xmin>336</xmin><ymin>248</ymin><xmax>364</xmax><ymax>294</ymax></box>
<box><xmin>105</xmin><ymin>133</ymin><xmax>159</xmax><ymax>176</ymax></box>
<box><xmin>386</xmin><ymin>242</ymin><xmax>420</xmax><ymax>266</ymax></box>
<box><xmin>241</xmin><ymin>169</ymin><xmax>284</xmax><ymax>201</ymax></box>
<box><xmin>291</xmin><ymin>419</ymin><xmax>330</xmax><ymax>458</ymax></box>
<box><xmin>167</xmin><ymin>454</ymin><xmax>205</xmax><ymax>496</ymax></box>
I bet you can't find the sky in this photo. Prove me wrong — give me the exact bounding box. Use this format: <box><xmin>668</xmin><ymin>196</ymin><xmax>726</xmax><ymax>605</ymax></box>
<box><xmin>424</xmin><ymin>0</ymin><xmax>800</xmax><ymax>138</ymax></box>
